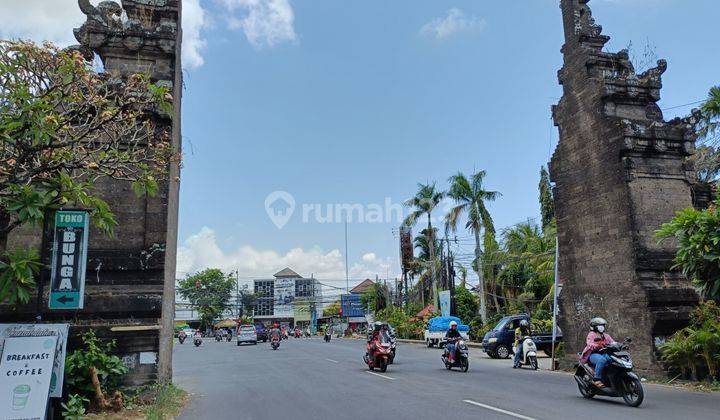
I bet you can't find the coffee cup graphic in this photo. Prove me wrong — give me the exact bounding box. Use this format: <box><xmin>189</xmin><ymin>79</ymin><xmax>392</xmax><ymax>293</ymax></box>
<box><xmin>12</xmin><ymin>384</ymin><xmax>31</xmax><ymax>410</ymax></box>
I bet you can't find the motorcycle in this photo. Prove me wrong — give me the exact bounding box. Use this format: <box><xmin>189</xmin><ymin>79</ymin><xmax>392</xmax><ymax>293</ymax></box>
<box><xmin>178</xmin><ymin>333</ymin><xmax>186</xmax><ymax>344</ymax></box>
<box><xmin>442</xmin><ymin>338</ymin><xmax>469</xmax><ymax>372</ymax></box>
<box><xmin>294</xmin><ymin>329</ymin><xmax>301</xmax><ymax>338</ymax></box>
<box><xmin>363</xmin><ymin>335</ymin><xmax>392</xmax><ymax>372</ymax></box>
<box><xmin>574</xmin><ymin>339</ymin><xmax>644</xmax><ymax>407</ymax></box>
<box><xmin>513</xmin><ymin>336</ymin><xmax>539</xmax><ymax>370</ymax></box>
<box><xmin>271</xmin><ymin>336</ymin><xmax>280</xmax><ymax>350</ymax></box>
<box><xmin>226</xmin><ymin>333</ymin><xmax>232</xmax><ymax>342</ymax></box>
<box><xmin>324</xmin><ymin>331</ymin><xmax>331</xmax><ymax>342</ymax></box>
<box><xmin>193</xmin><ymin>336</ymin><xmax>202</xmax><ymax>347</ymax></box>
<box><xmin>215</xmin><ymin>333</ymin><xmax>223</xmax><ymax>342</ymax></box>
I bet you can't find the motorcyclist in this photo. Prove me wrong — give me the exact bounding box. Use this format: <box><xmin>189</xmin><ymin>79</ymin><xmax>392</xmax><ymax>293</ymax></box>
<box><xmin>178</xmin><ymin>330</ymin><xmax>187</xmax><ymax>342</ymax></box>
<box><xmin>444</xmin><ymin>321</ymin><xmax>462</xmax><ymax>362</ymax></box>
<box><xmin>269</xmin><ymin>323</ymin><xmax>281</xmax><ymax>342</ymax></box>
<box><xmin>513</xmin><ymin>319</ymin><xmax>533</xmax><ymax>368</ymax></box>
<box><xmin>580</xmin><ymin>317</ymin><xmax>616</xmax><ymax>388</ymax></box>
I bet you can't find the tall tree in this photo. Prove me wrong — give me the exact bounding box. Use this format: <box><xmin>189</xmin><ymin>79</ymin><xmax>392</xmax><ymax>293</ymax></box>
<box><xmin>538</xmin><ymin>166</ymin><xmax>555</xmax><ymax>230</ymax></box>
<box><xmin>445</xmin><ymin>171</ymin><xmax>499</xmax><ymax>324</ymax></box>
<box><xmin>404</xmin><ymin>183</ymin><xmax>444</xmax><ymax>309</ymax></box>
<box><xmin>178</xmin><ymin>269</ymin><xmax>235</xmax><ymax>330</ymax></box>
<box><xmin>0</xmin><ymin>41</ymin><xmax>170</xmax><ymax>304</ymax></box>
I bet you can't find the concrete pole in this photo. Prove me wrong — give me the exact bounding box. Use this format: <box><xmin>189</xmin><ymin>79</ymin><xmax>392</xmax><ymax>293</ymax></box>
<box><xmin>157</xmin><ymin>0</ymin><xmax>182</xmax><ymax>384</ymax></box>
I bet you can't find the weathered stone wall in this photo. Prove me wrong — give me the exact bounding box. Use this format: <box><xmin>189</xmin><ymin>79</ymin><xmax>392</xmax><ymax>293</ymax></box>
<box><xmin>0</xmin><ymin>0</ymin><xmax>181</xmax><ymax>387</ymax></box>
<box><xmin>550</xmin><ymin>0</ymin><xmax>699</xmax><ymax>376</ymax></box>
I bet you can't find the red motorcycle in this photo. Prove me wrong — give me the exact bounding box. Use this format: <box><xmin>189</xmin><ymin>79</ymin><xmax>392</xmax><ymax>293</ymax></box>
<box><xmin>271</xmin><ymin>335</ymin><xmax>280</xmax><ymax>350</ymax></box>
<box><xmin>363</xmin><ymin>334</ymin><xmax>392</xmax><ymax>372</ymax></box>
<box><xmin>294</xmin><ymin>329</ymin><xmax>301</xmax><ymax>338</ymax></box>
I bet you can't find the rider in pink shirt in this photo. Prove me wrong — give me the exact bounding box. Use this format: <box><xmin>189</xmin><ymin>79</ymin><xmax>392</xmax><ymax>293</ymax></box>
<box><xmin>580</xmin><ymin>317</ymin><xmax>615</xmax><ymax>388</ymax></box>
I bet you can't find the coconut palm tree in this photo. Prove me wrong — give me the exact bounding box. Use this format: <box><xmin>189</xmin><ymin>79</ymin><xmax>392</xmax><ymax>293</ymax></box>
<box><xmin>404</xmin><ymin>183</ymin><xmax>444</xmax><ymax>308</ymax></box>
<box><xmin>445</xmin><ymin>171</ymin><xmax>499</xmax><ymax>324</ymax></box>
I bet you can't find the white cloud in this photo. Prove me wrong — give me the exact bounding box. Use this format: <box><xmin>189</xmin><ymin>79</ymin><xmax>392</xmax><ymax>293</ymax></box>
<box><xmin>420</xmin><ymin>8</ymin><xmax>486</xmax><ymax>40</ymax></box>
<box><xmin>182</xmin><ymin>0</ymin><xmax>209</xmax><ymax>69</ymax></box>
<box><xmin>0</xmin><ymin>0</ymin><xmax>209</xmax><ymax>70</ymax></box>
<box><xmin>177</xmin><ymin>227</ymin><xmax>395</xmax><ymax>283</ymax></box>
<box><xmin>219</xmin><ymin>0</ymin><xmax>297</xmax><ymax>49</ymax></box>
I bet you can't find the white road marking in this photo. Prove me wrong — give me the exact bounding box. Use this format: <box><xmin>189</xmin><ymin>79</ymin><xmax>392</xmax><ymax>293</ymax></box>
<box><xmin>325</xmin><ymin>358</ymin><xmax>339</xmax><ymax>363</ymax></box>
<box><xmin>366</xmin><ymin>371</ymin><xmax>395</xmax><ymax>380</ymax></box>
<box><xmin>462</xmin><ymin>400</ymin><xmax>537</xmax><ymax>420</ymax></box>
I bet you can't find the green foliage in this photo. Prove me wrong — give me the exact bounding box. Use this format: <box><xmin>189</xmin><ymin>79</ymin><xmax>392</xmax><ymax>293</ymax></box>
<box><xmin>375</xmin><ymin>305</ymin><xmax>426</xmax><ymax>339</ymax></box>
<box><xmin>660</xmin><ymin>301</ymin><xmax>720</xmax><ymax>381</ymax></box>
<box><xmin>144</xmin><ymin>383</ymin><xmax>187</xmax><ymax>420</ymax></box>
<box><xmin>0</xmin><ymin>248</ymin><xmax>41</xmax><ymax>305</ymax></box>
<box><xmin>538</xmin><ymin>166</ymin><xmax>555</xmax><ymax>231</ymax></box>
<box><xmin>0</xmin><ymin>40</ymin><xmax>172</xmax><ymax>304</ymax></box>
<box><xmin>61</xmin><ymin>394</ymin><xmax>88</xmax><ymax>420</ymax></box>
<box><xmin>178</xmin><ymin>269</ymin><xmax>235</xmax><ymax>329</ymax></box>
<box><xmin>656</xmin><ymin>206</ymin><xmax>720</xmax><ymax>299</ymax></box>
<box><xmin>65</xmin><ymin>330</ymin><xmax>128</xmax><ymax>402</ymax></box>
<box><xmin>454</xmin><ymin>285</ymin><xmax>478</xmax><ymax>324</ymax></box>
<box><xmin>323</xmin><ymin>300</ymin><xmax>341</xmax><ymax>317</ymax></box>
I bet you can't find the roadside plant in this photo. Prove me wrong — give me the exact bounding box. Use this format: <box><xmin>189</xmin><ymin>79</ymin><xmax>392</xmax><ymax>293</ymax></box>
<box><xmin>0</xmin><ymin>40</ymin><xmax>172</xmax><ymax>305</ymax></box>
<box><xmin>61</xmin><ymin>394</ymin><xmax>89</xmax><ymax>420</ymax></box>
<box><xmin>656</xmin><ymin>206</ymin><xmax>720</xmax><ymax>299</ymax></box>
<box><xmin>65</xmin><ymin>330</ymin><xmax>128</xmax><ymax>410</ymax></box>
<box><xmin>178</xmin><ymin>269</ymin><xmax>235</xmax><ymax>330</ymax></box>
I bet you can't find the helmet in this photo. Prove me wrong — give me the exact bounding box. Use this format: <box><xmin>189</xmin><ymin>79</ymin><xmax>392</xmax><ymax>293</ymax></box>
<box><xmin>519</xmin><ymin>319</ymin><xmax>529</xmax><ymax>328</ymax></box>
<box><xmin>590</xmin><ymin>317</ymin><xmax>607</xmax><ymax>332</ymax></box>
<box><xmin>449</xmin><ymin>321</ymin><xmax>458</xmax><ymax>329</ymax></box>
<box><xmin>373</xmin><ymin>322</ymin><xmax>383</xmax><ymax>331</ymax></box>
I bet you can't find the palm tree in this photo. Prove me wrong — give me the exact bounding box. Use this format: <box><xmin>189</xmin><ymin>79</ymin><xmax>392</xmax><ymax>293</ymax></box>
<box><xmin>445</xmin><ymin>171</ymin><xmax>499</xmax><ymax>324</ymax></box>
<box><xmin>404</xmin><ymin>183</ymin><xmax>444</xmax><ymax>309</ymax></box>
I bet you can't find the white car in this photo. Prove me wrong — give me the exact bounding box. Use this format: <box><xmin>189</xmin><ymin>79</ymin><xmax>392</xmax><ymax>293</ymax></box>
<box><xmin>237</xmin><ymin>324</ymin><xmax>258</xmax><ymax>346</ymax></box>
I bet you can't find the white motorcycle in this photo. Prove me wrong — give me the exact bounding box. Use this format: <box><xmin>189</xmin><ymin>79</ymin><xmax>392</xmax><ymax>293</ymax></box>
<box><xmin>513</xmin><ymin>336</ymin><xmax>538</xmax><ymax>370</ymax></box>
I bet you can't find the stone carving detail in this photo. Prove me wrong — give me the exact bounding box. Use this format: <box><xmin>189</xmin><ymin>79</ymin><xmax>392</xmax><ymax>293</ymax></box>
<box><xmin>550</xmin><ymin>0</ymin><xmax>701</xmax><ymax>375</ymax></box>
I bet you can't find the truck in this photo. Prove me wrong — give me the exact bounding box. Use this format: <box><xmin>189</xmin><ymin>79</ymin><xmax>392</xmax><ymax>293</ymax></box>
<box><xmin>481</xmin><ymin>314</ymin><xmax>562</xmax><ymax>359</ymax></box>
<box><xmin>424</xmin><ymin>316</ymin><xmax>469</xmax><ymax>348</ymax></box>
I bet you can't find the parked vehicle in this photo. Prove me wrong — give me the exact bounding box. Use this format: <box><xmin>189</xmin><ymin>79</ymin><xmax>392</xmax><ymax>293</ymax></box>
<box><xmin>424</xmin><ymin>317</ymin><xmax>469</xmax><ymax>348</ymax></box>
<box><xmin>441</xmin><ymin>338</ymin><xmax>469</xmax><ymax>372</ymax></box>
<box><xmin>514</xmin><ymin>336</ymin><xmax>539</xmax><ymax>370</ymax></box>
<box><xmin>574</xmin><ymin>339</ymin><xmax>644</xmax><ymax>407</ymax></box>
<box><xmin>237</xmin><ymin>324</ymin><xmax>258</xmax><ymax>346</ymax></box>
<box><xmin>364</xmin><ymin>333</ymin><xmax>392</xmax><ymax>372</ymax></box>
<box><xmin>481</xmin><ymin>314</ymin><xmax>562</xmax><ymax>359</ymax></box>
<box><xmin>255</xmin><ymin>324</ymin><xmax>268</xmax><ymax>342</ymax></box>
<box><xmin>271</xmin><ymin>335</ymin><xmax>280</xmax><ymax>350</ymax></box>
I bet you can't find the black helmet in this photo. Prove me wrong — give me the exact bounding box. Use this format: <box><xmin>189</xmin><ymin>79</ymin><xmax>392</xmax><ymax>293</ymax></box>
<box><xmin>590</xmin><ymin>317</ymin><xmax>607</xmax><ymax>332</ymax></box>
<box><xmin>519</xmin><ymin>319</ymin><xmax>529</xmax><ymax>328</ymax></box>
<box><xmin>373</xmin><ymin>322</ymin><xmax>383</xmax><ymax>331</ymax></box>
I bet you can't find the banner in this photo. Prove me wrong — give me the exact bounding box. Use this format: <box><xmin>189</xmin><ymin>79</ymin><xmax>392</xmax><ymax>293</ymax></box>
<box><xmin>49</xmin><ymin>210</ymin><xmax>89</xmax><ymax>310</ymax></box>
<box><xmin>439</xmin><ymin>290</ymin><xmax>451</xmax><ymax>317</ymax></box>
<box><xmin>0</xmin><ymin>336</ymin><xmax>58</xmax><ymax>420</ymax></box>
<box><xmin>341</xmin><ymin>294</ymin><xmax>364</xmax><ymax>318</ymax></box>
<box><xmin>0</xmin><ymin>324</ymin><xmax>68</xmax><ymax>398</ymax></box>
<box><xmin>293</xmin><ymin>299</ymin><xmax>312</xmax><ymax>322</ymax></box>
<box><xmin>274</xmin><ymin>278</ymin><xmax>295</xmax><ymax>317</ymax></box>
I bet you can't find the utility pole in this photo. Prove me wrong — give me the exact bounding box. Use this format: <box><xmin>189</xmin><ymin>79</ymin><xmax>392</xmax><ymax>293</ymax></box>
<box><xmin>344</xmin><ymin>219</ymin><xmax>349</xmax><ymax>294</ymax></box>
<box><xmin>235</xmin><ymin>270</ymin><xmax>240</xmax><ymax>318</ymax></box>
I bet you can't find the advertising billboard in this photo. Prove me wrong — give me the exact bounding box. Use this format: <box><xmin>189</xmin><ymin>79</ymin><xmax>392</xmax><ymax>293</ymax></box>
<box><xmin>274</xmin><ymin>278</ymin><xmax>295</xmax><ymax>317</ymax></box>
<box><xmin>341</xmin><ymin>294</ymin><xmax>365</xmax><ymax>318</ymax></box>
<box><xmin>439</xmin><ymin>290</ymin><xmax>451</xmax><ymax>317</ymax></box>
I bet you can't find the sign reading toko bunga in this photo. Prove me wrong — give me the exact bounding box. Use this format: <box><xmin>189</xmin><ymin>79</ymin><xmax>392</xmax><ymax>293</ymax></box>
<box><xmin>49</xmin><ymin>211</ymin><xmax>89</xmax><ymax>310</ymax></box>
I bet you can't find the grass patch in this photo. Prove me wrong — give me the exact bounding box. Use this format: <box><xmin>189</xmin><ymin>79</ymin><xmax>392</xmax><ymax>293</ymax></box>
<box><xmin>86</xmin><ymin>383</ymin><xmax>188</xmax><ymax>420</ymax></box>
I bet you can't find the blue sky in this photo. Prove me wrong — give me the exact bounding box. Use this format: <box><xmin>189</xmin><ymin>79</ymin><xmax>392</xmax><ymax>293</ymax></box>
<box><xmin>176</xmin><ymin>0</ymin><xmax>719</xmax><ymax>288</ymax></box>
<box><xmin>1</xmin><ymin>0</ymin><xmax>717</xmax><ymax>290</ymax></box>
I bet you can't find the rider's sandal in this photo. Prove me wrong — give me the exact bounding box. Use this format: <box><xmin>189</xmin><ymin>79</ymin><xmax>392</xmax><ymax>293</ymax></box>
<box><xmin>592</xmin><ymin>380</ymin><xmax>605</xmax><ymax>388</ymax></box>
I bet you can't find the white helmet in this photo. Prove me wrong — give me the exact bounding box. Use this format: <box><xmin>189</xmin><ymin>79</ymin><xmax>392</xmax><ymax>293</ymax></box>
<box><xmin>449</xmin><ymin>321</ymin><xmax>458</xmax><ymax>328</ymax></box>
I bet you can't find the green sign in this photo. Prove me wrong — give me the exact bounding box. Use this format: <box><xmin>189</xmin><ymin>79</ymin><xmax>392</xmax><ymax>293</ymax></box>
<box><xmin>49</xmin><ymin>211</ymin><xmax>90</xmax><ymax>310</ymax></box>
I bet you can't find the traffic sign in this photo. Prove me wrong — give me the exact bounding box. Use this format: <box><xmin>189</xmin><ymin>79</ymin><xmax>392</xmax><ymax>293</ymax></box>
<box><xmin>49</xmin><ymin>210</ymin><xmax>89</xmax><ymax>310</ymax></box>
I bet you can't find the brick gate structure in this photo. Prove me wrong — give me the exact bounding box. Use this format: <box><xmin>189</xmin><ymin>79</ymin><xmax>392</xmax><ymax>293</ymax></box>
<box><xmin>0</xmin><ymin>0</ymin><xmax>182</xmax><ymax>386</ymax></box>
<box><xmin>550</xmin><ymin>0</ymin><xmax>703</xmax><ymax>375</ymax></box>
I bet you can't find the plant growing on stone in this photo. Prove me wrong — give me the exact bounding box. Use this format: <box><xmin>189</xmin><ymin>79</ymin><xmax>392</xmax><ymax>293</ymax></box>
<box><xmin>0</xmin><ymin>40</ymin><xmax>172</xmax><ymax>305</ymax></box>
<box><xmin>61</xmin><ymin>393</ymin><xmax>89</xmax><ymax>420</ymax></box>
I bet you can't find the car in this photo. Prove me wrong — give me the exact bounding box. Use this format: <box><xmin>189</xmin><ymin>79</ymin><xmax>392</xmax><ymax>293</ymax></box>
<box><xmin>254</xmin><ymin>323</ymin><xmax>268</xmax><ymax>342</ymax></box>
<box><xmin>237</xmin><ymin>324</ymin><xmax>258</xmax><ymax>346</ymax></box>
<box><xmin>481</xmin><ymin>314</ymin><xmax>562</xmax><ymax>359</ymax></box>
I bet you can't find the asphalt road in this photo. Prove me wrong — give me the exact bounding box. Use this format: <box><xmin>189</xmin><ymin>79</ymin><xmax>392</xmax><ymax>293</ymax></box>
<box><xmin>173</xmin><ymin>337</ymin><xmax>720</xmax><ymax>420</ymax></box>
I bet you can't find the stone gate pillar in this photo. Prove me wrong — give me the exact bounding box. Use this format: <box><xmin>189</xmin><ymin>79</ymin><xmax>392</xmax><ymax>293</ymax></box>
<box><xmin>550</xmin><ymin>0</ymin><xmax>699</xmax><ymax>376</ymax></box>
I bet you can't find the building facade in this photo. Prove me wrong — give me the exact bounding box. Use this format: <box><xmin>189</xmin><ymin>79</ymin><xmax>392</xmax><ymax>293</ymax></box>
<box><xmin>253</xmin><ymin>268</ymin><xmax>322</xmax><ymax>330</ymax></box>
